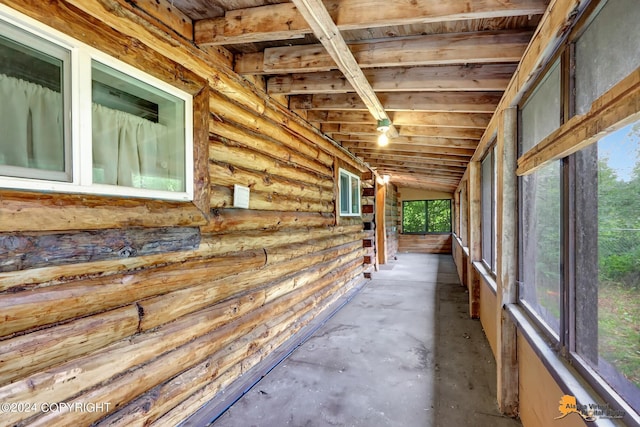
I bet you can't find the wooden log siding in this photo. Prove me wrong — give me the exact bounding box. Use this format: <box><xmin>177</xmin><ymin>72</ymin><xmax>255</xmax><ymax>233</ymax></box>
<box><xmin>0</xmin><ymin>2</ymin><xmax>370</xmax><ymax>425</ymax></box>
<box><xmin>0</xmin><ymin>227</ymin><xmax>200</xmax><ymax>273</ymax></box>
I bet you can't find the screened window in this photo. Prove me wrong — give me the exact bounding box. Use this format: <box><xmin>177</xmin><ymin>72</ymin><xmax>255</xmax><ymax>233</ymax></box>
<box><xmin>481</xmin><ymin>147</ymin><xmax>496</xmax><ymax>272</ymax></box>
<box><xmin>520</xmin><ymin>60</ymin><xmax>561</xmax><ymax>155</ymax></box>
<box><xmin>339</xmin><ymin>169</ymin><xmax>360</xmax><ymax>216</ymax></box>
<box><xmin>402</xmin><ymin>199</ymin><xmax>452</xmax><ymax>234</ymax></box>
<box><xmin>0</xmin><ymin>10</ymin><xmax>192</xmax><ymax>200</ymax></box>
<box><xmin>517</xmin><ymin>0</ymin><xmax>640</xmax><ymax>418</ymax></box>
<box><xmin>574</xmin><ymin>121</ymin><xmax>640</xmax><ymax>411</ymax></box>
<box><xmin>575</xmin><ymin>0</ymin><xmax>640</xmax><ymax>115</ymax></box>
<box><xmin>520</xmin><ymin>161</ymin><xmax>562</xmax><ymax>336</ymax></box>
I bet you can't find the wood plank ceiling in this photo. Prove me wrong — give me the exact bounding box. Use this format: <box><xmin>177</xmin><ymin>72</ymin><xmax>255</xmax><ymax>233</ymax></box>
<box><xmin>172</xmin><ymin>0</ymin><xmax>548</xmax><ymax>191</ymax></box>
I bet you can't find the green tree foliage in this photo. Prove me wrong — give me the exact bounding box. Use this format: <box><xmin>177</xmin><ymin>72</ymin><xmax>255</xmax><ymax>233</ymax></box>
<box><xmin>402</xmin><ymin>200</ymin><xmax>451</xmax><ymax>233</ymax></box>
<box><xmin>598</xmin><ymin>142</ymin><xmax>640</xmax><ymax>288</ymax></box>
<box><xmin>402</xmin><ymin>201</ymin><xmax>426</xmax><ymax>233</ymax></box>
<box><xmin>428</xmin><ymin>199</ymin><xmax>452</xmax><ymax>232</ymax></box>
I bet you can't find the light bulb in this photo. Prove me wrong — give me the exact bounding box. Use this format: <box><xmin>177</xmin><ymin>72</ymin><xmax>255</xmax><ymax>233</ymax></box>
<box><xmin>378</xmin><ymin>133</ymin><xmax>389</xmax><ymax>146</ymax></box>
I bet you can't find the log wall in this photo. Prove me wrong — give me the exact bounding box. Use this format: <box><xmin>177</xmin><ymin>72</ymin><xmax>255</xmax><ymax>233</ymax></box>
<box><xmin>0</xmin><ymin>1</ymin><xmax>368</xmax><ymax>425</ymax></box>
<box><xmin>398</xmin><ymin>234</ymin><xmax>453</xmax><ymax>254</ymax></box>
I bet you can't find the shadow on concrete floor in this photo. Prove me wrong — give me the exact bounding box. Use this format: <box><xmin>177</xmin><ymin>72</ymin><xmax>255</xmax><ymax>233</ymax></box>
<box><xmin>200</xmin><ymin>253</ymin><xmax>521</xmax><ymax>427</ymax></box>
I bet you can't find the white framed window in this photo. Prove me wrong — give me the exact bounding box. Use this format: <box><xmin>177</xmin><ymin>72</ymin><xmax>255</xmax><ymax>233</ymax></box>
<box><xmin>338</xmin><ymin>169</ymin><xmax>360</xmax><ymax>216</ymax></box>
<box><xmin>0</xmin><ymin>7</ymin><xmax>193</xmax><ymax>201</ymax></box>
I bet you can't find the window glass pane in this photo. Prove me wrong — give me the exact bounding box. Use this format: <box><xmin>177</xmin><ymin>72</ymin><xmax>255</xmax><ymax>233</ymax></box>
<box><xmin>575</xmin><ymin>0</ymin><xmax>640</xmax><ymax>115</ymax></box>
<box><xmin>92</xmin><ymin>61</ymin><xmax>185</xmax><ymax>192</ymax></box>
<box><xmin>576</xmin><ymin>121</ymin><xmax>640</xmax><ymax>408</ymax></box>
<box><xmin>350</xmin><ymin>176</ymin><xmax>359</xmax><ymax>214</ymax></box>
<box><xmin>340</xmin><ymin>172</ymin><xmax>350</xmax><ymax>214</ymax></box>
<box><xmin>520</xmin><ymin>60</ymin><xmax>561</xmax><ymax>154</ymax></box>
<box><xmin>482</xmin><ymin>149</ymin><xmax>494</xmax><ymax>269</ymax></box>
<box><xmin>521</xmin><ymin>161</ymin><xmax>562</xmax><ymax>335</ymax></box>
<box><xmin>0</xmin><ymin>20</ymin><xmax>69</xmax><ymax>181</ymax></box>
<box><xmin>403</xmin><ymin>201</ymin><xmax>426</xmax><ymax>233</ymax></box>
<box><xmin>427</xmin><ymin>199</ymin><xmax>451</xmax><ymax>233</ymax></box>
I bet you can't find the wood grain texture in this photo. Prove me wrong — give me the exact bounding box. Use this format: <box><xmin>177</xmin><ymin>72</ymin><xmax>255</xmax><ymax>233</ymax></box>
<box><xmin>0</xmin><ymin>227</ymin><xmax>200</xmax><ymax>272</ymax></box>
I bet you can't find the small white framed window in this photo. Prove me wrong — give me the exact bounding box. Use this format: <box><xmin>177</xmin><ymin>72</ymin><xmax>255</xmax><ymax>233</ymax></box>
<box><xmin>338</xmin><ymin>169</ymin><xmax>360</xmax><ymax>216</ymax></box>
<box><xmin>0</xmin><ymin>6</ymin><xmax>193</xmax><ymax>201</ymax></box>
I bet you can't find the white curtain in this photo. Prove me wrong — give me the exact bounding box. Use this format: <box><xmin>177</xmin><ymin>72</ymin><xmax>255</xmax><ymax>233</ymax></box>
<box><xmin>0</xmin><ymin>73</ymin><xmax>63</xmax><ymax>171</ymax></box>
<box><xmin>0</xmin><ymin>73</ymin><xmax>172</xmax><ymax>189</ymax></box>
<box><xmin>92</xmin><ymin>104</ymin><xmax>169</xmax><ymax>188</ymax></box>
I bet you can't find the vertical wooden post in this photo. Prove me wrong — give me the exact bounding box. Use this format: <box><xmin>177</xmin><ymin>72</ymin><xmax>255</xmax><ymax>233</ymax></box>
<box><xmin>467</xmin><ymin>161</ymin><xmax>482</xmax><ymax>318</ymax></box>
<box><xmin>453</xmin><ymin>189</ymin><xmax>460</xmax><ymax>237</ymax></box>
<box><xmin>376</xmin><ymin>182</ymin><xmax>387</xmax><ymax>265</ymax></box>
<box><xmin>496</xmin><ymin>107</ymin><xmax>519</xmax><ymax>415</ymax></box>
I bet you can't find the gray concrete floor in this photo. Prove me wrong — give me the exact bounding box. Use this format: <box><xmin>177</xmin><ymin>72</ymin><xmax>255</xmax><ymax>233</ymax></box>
<box><xmin>210</xmin><ymin>253</ymin><xmax>522</xmax><ymax>427</ymax></box>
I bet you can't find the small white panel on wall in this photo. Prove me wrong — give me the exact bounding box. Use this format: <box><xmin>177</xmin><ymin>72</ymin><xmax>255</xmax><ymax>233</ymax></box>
<box><xmin>233</xmin><ymin>184</ymin><xmax>250</xmax><ymax>209</ymax></box>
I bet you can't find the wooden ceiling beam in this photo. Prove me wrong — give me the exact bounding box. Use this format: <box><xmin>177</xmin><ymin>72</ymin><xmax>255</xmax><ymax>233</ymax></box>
<box><xmin>380</xmin><ymin>173</ymin><xmax>459</xmax><ymax>191</ymax></box>
<box><xmin>266</xmin><ymin>64</ymin><xmax>518</xmax><ymax>95</ymax></box>
<box><xmin>367</xmin><ymin>165</ymin><xmax>462</xmax><ymax>182</ymax></box>
<box><xmin>353</xmin><ymin>156</ymin><xmax>468</xmax><ymax>172</ymax></box>
<box><xmin>334</xmin><ymin>135</ymin><xmax>479</xmax><ymax>149</ymax></box>
<box><xmin>195</xmin><ymin>0</ymin><xmax>546</xmax><ymax>46</ymax></box>
<box><xmin>310</xmin><ymin>111</ymin><xmax>492</xmax><ymax>128</ymax></box>
<box><xmin>320</xmin><ymin>123</ymin><xmax>484</xmax><ymax>136</ymax></box>
<box><xmin>324</xmin><ymin>124</ymin><xmax>485</xmax><ymax>140</ymax></box>
<box><xmin>343</xmin><ymin>143</ymin><xmax>475</xmax><ymax>157</ymax></box>
<box><xmin>290</xmin><ymin>92</ymin><xmax>502</xmax><ymax>113</ymax></box>
<box><xmin>235</xmin><ymin>30</ymin><xmax>532</xmax><ymax>74</ymax></box>
<box><xmin>289</xmin><ymin>0</ymin><xmax>398</xmax><ymax>137</ymax></box>
<box><xmin>351</xmin><ymin>149</ymin><xmax>472</xmax><ymax>164</ymax></box>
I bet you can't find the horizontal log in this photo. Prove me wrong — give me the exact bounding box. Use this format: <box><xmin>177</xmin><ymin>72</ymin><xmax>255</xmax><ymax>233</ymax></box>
<box><xmin>144</xmin><ymin>272</ymin><xmax>365</xmax><ymax>427</ymax></box>
<box><xmin>210</xmin><ymin>120</ymin><xmax>333</xmax><ymax>176</ymax></box>
<box><xmin>209</xmin><ymin>161</ymin><xmax>333</xmax><ymax>202</ymax></box>
<box><xmin>0</xmin><ymin>191</ymin><xmax>207</xmax><ymax>233</ymax></box>
<box><xmin>209</xmin><ymin>185</ymin><xmax>334</xmax><ymax>213</ymax></box>
<box><xmin>209</xmin><ymin>92</ymin><xmax>334</xmax><ymax>167</ymax></box>
<box><xmin>0</xmin><ymin>227</ymin><xmax>199</xmax><ymax>273</ymax></box>
<box><xmin>0</xmin><ymin>306</ymin><xmax>139</xmax><ymax>387</ymax></box>
<box><xmin>209</xmin><ymin>141</ymin><xmax>333</xmax><ymax>190</ymax></box>
<box><xmin>16</xmin><ymin>257</ymin><xmax>364</xmax><ymax>426</ymax></box>
<box><xmin>139</xmin><ymin>242</ymin><xmax>364</xmax><ymax>331</ymax></box>
<box><xmin>264</xmin><ymin>233</ymin><xmax>365</xmax><ymax>265</ymax></box>
<box><xmin>201</xmin><ymin>209</ymin><xmax>334</xmax><ymax>233</ymax></box>
<box><xmin>263</xmin><ymin>248</ymin><xmax>364</xmax><ymax>304</ymax></box>
<box><xmin>0</xmin><ymin>250</ymin><xmax>266</xmax><ymax>337</ymax></box>
<box><xmin>200</xmin><ymin>224</ymin><xmax>364</xmax><ymax>256</ymax></box>
<box><xmin>205</xmin><ymin>88</ymin><xmax>367</xmax><ymax>175</ymax></box>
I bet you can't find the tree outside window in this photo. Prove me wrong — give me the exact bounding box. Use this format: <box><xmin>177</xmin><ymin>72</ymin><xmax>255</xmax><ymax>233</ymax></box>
<box><xmin>402</xmin><ymin>199</ymin><xmax>451</xmax><ymax>233</ymax></box>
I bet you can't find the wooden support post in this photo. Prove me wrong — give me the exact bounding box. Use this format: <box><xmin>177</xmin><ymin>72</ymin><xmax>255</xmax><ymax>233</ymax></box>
<box><xmin>496</xmin><ymin>107</ymin><xmax>519</xmax><ymax>415</ymax></box>
<box><xmin>467</xmin><ymin>160</ymin><xmax>481</xmax><ymax>318</ymax></box>
<box><xmin>375</xmin><ymin>182</ymin><xmax>387</xmax><ymax>265</ymax></box>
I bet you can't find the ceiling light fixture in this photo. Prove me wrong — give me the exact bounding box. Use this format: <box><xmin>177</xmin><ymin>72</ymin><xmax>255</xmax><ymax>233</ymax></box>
<box><xmin>377</xmin><ymin>132</ymin><xmax>389</xmax><ymax>147</ymax></box>
<box><xmin>376</xmin><ymin>118</ymin><xmax>391</xmax><ymax>146</ymax></box>
<box><xmin>376</xmin><ymin>118</ymin><xmax>391</xmax><ymax>133</ymax></box>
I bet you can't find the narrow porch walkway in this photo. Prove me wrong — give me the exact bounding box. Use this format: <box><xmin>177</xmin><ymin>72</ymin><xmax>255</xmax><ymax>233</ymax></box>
<box><xmin>202</xmin><ymin>253</ymin><xmax>521</xmax><ymax>426</ymax></box>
